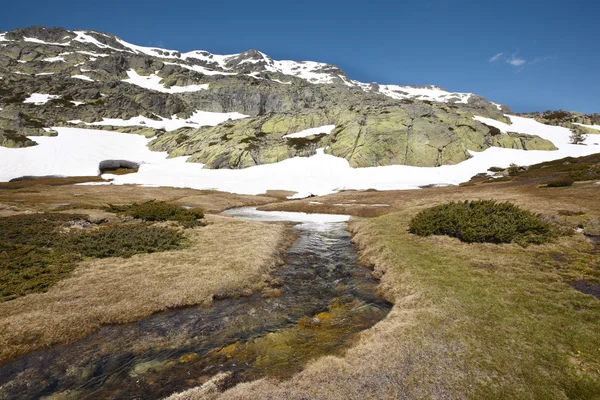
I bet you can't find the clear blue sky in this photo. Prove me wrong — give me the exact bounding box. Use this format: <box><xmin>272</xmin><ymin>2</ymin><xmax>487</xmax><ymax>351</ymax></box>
<box><xmin>2</xmin><ymin>0</ymin><xmax>599</xmax><ymax>113</ymax></box>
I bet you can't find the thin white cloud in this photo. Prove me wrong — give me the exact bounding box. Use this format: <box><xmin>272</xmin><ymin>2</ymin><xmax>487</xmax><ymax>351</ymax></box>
<box><xmin>488</xmin><ymin>50</ymin><xmax>554</xmax><ymax>69</ymax></box>
<box><xmin>489</xmin><ymin>52</ymin><xmax>504</xmax><ymax>62</ymax></box>
<box><xmin>507</xmin><ymin>56</ymin><xmax>526</xmax><ymax>66</ymax></box>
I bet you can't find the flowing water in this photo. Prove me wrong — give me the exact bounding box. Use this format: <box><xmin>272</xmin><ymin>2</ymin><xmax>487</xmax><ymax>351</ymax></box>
<box><xmin>0</xmin><ymin>207</ymin><xmax>392</xmax><ymax>399</ymax></box>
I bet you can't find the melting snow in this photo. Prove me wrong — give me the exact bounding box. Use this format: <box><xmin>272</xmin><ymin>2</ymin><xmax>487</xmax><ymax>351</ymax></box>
<box><xmin>283</xmin><ymin>125</ymin><xmax>336</xmax><ymax>138</ymax></box>
<box><xmin>23</xmin><ymin>93</ymin><xmax>60</xmax><ymax>105</ymax></box>
<box><xmin>123</xmin><ymin>69</ymin><xmax>209</xmax><ymax>93</ymax></box>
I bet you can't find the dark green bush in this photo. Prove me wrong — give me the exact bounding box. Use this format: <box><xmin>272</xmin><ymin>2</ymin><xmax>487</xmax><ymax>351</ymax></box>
<box><xmin>0</xmin><ymin>241</ymin><xmax>76</xmax><ymax>301</ymax></box>
<box><xmin>546</xmin><ymin>177</ymin><xmax>574</xmax><ymax>187</ymax></box>
<box><xmin>56</xmin><ymin>224</ymin><xmax>184</xmax><ymax>258</ymax></box>
<box><xmin>0</xmin><ymin>213</ymin><xmax>88</xmax><ymax>247</ymax></box>
<box><xmin>409</xmin><ymin>200</ymin><xmax>553</xmax><ymax>245</ymax></box>
<box><xmin>106</xmin><ymin>200</ymin><xmax>204</xmax><ymax>227</ymax></box>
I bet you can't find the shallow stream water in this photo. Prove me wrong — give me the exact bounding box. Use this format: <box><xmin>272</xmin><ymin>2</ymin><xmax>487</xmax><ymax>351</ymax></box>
<box><xmin>0</xmin><ymin>207</ymin><xmax>392</xmax><ymax>399</ymax></box>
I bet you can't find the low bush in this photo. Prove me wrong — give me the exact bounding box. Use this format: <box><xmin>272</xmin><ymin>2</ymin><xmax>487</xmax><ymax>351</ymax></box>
<box><xmin>0</xmin><ymin>213</ymin><xmax>87</xmax><ymax>247</ymax></box>
<box><xmin>0</xmin><ymin>241</ymin><xmax>76</xmax><ymax>301</ymax></box>
<box><xmin>409</xmin><ymin>200</ymin><xmax>553</xmax><ymax>245</ymax></box>
<box><xmin>546</xmin><ymin>177</ymin><xmax>575</xmax><ymax>187</ymax></box>
<box><xmin>106</xmin><ymin>200</ymin><xmax>204</xmax><ymax>227</ymax></box>
<box><xmin>56</xmin><ymin>224</ymin><xmax>184</xmax><ymax>258</ymax></box>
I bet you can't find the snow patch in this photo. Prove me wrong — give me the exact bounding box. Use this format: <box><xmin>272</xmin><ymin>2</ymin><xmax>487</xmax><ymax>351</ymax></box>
<box><xmin>23</xmin><ymin>37</ymin><xmax>70</xmax><ymax>46</ymax></box>
<box><xmin>42</xmin><ymin>56</ymin><xmax>65</xmax><ymax>63</ymax></box>
<box><xmin>283</xmin><ymin>125</ymin><xmax>336</xmax><ymax>138</ymax></box>
<box><xmin>122</xmin><ymin>69</ymin><xmax>209</xmax><ymax>93</ymax></box>
<box><xmin>71</xmin><ymin>75</ymin><xmax>95</xmax><ymax>82</ymax></box>
<box><xmin>23</xmin><ymin>93</ymin><xmax>60</xmax><ymax>105</ymax></box>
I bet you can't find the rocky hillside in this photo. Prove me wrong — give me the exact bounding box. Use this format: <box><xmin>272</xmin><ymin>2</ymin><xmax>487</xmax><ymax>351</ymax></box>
<box><xmin>519</xmin><ymin>110</ymin><xmax>600</xmax><ymax>133</ymax></box>
<box><xmin>0</xmin><ymin>26</ymin><xmax>557</xmax><ymax>168</ymax></box>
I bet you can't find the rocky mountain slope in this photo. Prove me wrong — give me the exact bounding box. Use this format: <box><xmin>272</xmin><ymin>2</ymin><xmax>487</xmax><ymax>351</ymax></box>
<box><xmin>0</xmin><ymin>26</ymin><xmax>558</xmax><ymax>169</ymax></box>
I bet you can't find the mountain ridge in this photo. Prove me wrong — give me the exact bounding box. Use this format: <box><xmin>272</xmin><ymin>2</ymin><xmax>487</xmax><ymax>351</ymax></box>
<box><xmin>0</xmin><ymin>25</ymin><xmax>583</xmax><ymax>173</ymax></box>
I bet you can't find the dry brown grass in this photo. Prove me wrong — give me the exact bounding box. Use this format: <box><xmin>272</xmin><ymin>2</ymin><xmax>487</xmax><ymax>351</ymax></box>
<box><xmin>259</xmin><ymin>179</ymin><xmax>600</xmax><ymax>219</ymax></box>
<box><xmin>0</xmin><ymin>215</ymin><xmax>292</xmax><ymax>362</ymax></box>
<box><xmin>0</xmin><ymin>182</ymin><xmax>277</xmax><ymax>214</ymax></box>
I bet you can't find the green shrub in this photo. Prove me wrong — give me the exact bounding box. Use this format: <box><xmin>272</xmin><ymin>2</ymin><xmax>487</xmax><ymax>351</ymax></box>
<box><xmin>488</xmin><ymin>166</ymin><xmax>505</xmax><ymax>173</ymax></box>
<box><xmin>56</xmin><ymin>224</ymin><xmax>184</xmax><ymax>258</ymax></box>
<box><xmin>408</xmin><ymin>200</ymin><xmax>553</xmax><ymax>245</ymax></box>
<box><xmin>106</xmin><ymin>200</ymin><xmax>204</xmax><ymax>227</ymax></box>
<box><xmin>0</xmin><ymin>213</ymin><xmax>88</xmax><ymax>247</ymax></box>
<box><xmin>546</xmin><ymin>177</ymin><xmax>574</xmax><ymax>187</ymax></box>
<box><xmin>0</xmin><ymin>241</ymin><xmax>77</xmax><ymax>301</ymax></box>
<box><xmin>507</xmin><ymin>163</ymin><xmax>520</xmax><ymax>176</ymax></box>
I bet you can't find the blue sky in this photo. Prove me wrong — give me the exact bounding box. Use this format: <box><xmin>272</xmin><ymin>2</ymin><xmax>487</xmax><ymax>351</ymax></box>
<box><xmin>2</xmin><ymin>0</ymin><xmax>598</xmax><ymax>113</ymax></box>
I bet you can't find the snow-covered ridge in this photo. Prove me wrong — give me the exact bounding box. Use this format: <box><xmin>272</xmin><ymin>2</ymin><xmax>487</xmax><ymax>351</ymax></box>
<box><xmin>6</xmin><ymin>29</ymin><xmax>476</xmax><ymax>104</ymax></box>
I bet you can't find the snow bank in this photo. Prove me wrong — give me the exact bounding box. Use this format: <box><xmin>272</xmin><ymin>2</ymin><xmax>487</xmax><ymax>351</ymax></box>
<box><xmin>0</xmin><ymin>128</ymin><xmax>166</xmax><ymax>182</ymax></box>
<box><xmin>23</xmin><ymin>93</ymin><xmax>60</xmax><ymax>105</ymax></box>
<box><xmin>283</xmin><ymin>125</ymin><xmax>336</xmax><ymax>138</ymax></box>
<box><xmin>122</xmin><ymin>69</ymin><xmax>209</xmax><ymax>93</ymax></box>
<box><xmin>1</xmin><ymin>115</ymin><xmax>599</xmax><ymax>197</ymax></box>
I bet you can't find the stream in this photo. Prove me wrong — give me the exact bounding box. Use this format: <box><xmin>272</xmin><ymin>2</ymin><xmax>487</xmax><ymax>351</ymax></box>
<box><xmin>0</xmin><ymin>207</ymin><xmax>392</xmax><ymax>400</ymax></box>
